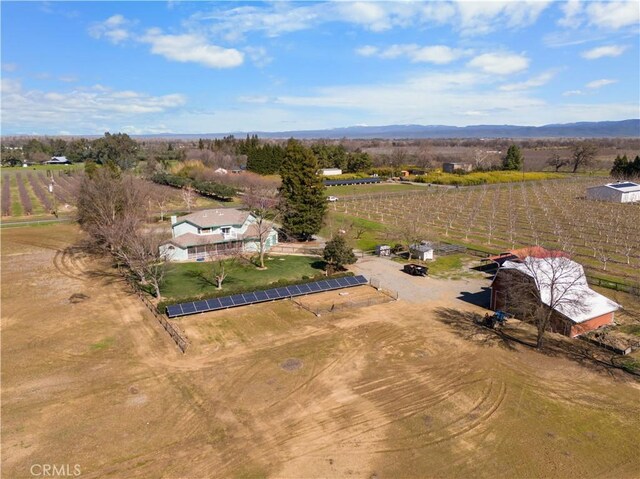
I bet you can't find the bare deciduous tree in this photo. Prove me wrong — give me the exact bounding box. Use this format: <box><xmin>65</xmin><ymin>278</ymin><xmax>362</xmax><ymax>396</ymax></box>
<box><xmin>182</xmin><ymin>184</ymin><xmax>195</xmax><ymax>212</ymax></box>
<box><xmin>571</xmin><ymin>143</ymin><xmax>598</xmax><ymax>173</ymax></box>
<box><xmin>243</xmin><ymin>179</ymin><xmax>279</xmax><ymax>269</ymax></box>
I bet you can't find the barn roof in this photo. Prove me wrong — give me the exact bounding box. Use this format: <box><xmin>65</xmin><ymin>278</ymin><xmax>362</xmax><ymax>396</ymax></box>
<box><xmin>499</xmin><ymin>257</ymin><xmax>620</xmax><ymax>324</ymax></box>
<box><xmin>587</xmin><ymin>182</ymin><xmax>640</xmax><ymax>193</ymax></box>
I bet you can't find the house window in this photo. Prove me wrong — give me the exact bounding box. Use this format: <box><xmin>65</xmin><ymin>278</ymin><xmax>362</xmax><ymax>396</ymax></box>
<box><xmin>221</xmin><ymin>227</ymin><xmax>231</xmax><ymax>235</ymax></box>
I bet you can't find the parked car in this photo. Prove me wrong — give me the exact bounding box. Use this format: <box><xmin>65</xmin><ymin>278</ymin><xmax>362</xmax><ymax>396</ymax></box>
<box><xmin>403</xmin><ymin>263</ymin><xmax>428</xmax><ymax>276</ymax></box>
<box><xmin>327</xmin><ymin>196</ymin><xmax>339</xmax><ymax>202</ymax></box>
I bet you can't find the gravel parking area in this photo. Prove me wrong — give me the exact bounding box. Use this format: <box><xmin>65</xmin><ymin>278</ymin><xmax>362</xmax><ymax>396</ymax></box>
<box><xmin>351</xmin><ymin>255</ymin><xmax>490</xmax><ymax>306</ymax></box>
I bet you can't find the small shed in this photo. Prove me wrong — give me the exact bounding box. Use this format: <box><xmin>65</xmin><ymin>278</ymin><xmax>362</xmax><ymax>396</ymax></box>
<box><xmin>409</xmin><ymin>242</ymin><xmax>434</xmax><ymax>261</ymax></box>
<box><xmin>586</xmin><ymin>182</ymin><xmax>640</xmax><ymax>203</ymax></box>
<box><xmin>319</xmin><ymin>168</ymin><xmax>342</xmax><ymax>176</ymax></box>
<box><xmin>442</xmin><ymin>162</ymin><xmax>472</xmax><ymax>173</ymax></box>
<box><xmin>375</xmin><ymin>245</ymin><xmax>391</xmax><ymax>257</ymax></box>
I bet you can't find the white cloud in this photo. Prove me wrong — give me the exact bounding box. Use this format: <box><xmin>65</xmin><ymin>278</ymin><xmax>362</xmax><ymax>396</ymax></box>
<box><xmin>244</xmin><ymin>46</ymin><xmax>272</xmax><ymax>68</ymax></box>
<box><xmin>1</xmin><ymin>80</ymin><xmax>187</xmax><ymax>133</ymax></box>
<box><xmin>499</xmin><ymin>70</ymin><xmax>558</xmax><ymax>91</ymax></box>
<box><xmin>581</xmin><ymin>45</ymin><xmax>627</xmax><ymax>59</ymax></box>
<box><xmin>356</xmin><ymin>44</ymin><xmax>465</xmax><ymax>64</ymax></box>
<box><xmin>195</xmin><ymin>1</ymin><xmax>549</xmax><ymax>39</ymax></box>
<box><xmin>455</xmin><ymin>0</ymin><xmax>551</xmax><ymax>35</ymax></box>
<box><xmin>562</xmin><ymin>90</ymin><xmax>584</xmax><ymax>96</ymax></box>
<box><xmin>586</xmin><ymin>1</ymin><xmax>639</xmax><ymax>29</ymax></box>
<box><xmin>140</xmin><ymin>29</ymin><xmax>244</xmax><ymax>68</ymax></box>
<box><xmin>356</xmin><ymin>45</ymin><xmax>379</xmax><ymax>57</ymax></box>
<box><xmin>557</xmin><ymin>0</ymin><xmax>583</xmax><ymax>28</ymax></box>
<box><xmin>586</xmin><ymin>79</ymin><xmax>617</xmax><ymax>89</ymax></box>
<box><xmin>556</xmin><ymin>0</ymin><xmax>639</xmax><ymax>31</ymax></box>
<box><xmin>2</xmin><ymin>63</ymin><xmax>18</xmax><ymax>72</ymax></box>
<box><xmin>88</xmin><ymin>14</ymin><xmax>132</xmax><ymax>44</ymax></box>
<box><xmin>468</xmin><ymin>52</ymin><xmax>530</xmax><ymax>75</ymax></box>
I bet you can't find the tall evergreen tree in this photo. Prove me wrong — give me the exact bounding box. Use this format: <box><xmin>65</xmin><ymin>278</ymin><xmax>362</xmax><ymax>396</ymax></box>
<box><xmin>502</xmin><ymin>145</ymin><xmax>523</xmax><ymax>171</ymax></box>
<box><xmin>279</xmin><ymin>139</ymin><xmax>327</xmax><ymax>241</ymax></box>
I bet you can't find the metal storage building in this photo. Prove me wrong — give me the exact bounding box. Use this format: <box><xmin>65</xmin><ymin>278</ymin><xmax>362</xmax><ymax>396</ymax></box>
<box><xmin>586</xmin><ymin>182</ymin><xmax>640</xmax><ymax>203</ymax></box>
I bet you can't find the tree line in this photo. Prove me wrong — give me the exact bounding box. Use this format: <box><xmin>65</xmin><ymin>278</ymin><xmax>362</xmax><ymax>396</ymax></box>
<box><xmin>0</xmin><ymin>132</ymin><xmax>185</xmax><ymax>170</ymax></box>
<box><xmin>235</xmin><ymin>135</ymin><xmax>372</xmax><ymax>175</ymax></box>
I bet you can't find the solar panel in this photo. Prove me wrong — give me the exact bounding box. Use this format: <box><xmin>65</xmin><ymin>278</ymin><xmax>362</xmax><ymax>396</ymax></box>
<box><xmin>219</xmin><ymin>297</ymin><xmax>234</xmax><ymax>307</ymax></box>
<box><xmin>287</xmin><ymin>285</ymin><xmax>302</xmax><ymax>295</ymax></box>
<box><xmin>610</xmin><ymin>182</ymin><xmax>638</xmax><ymax>189</ymax></box>
<box><xmin>166</xmin><ymin>305</ymin><xmax>183</xmax><ymax>317</ymax></box>
<box><xmin>193</xmin><ymin>300</ymin><xmax>209</xmax><ymax>312</ymax></box>
<box><xmin>182</xmin><ymin>302</ymin><xmax>197</xmax><ymax>314</ymax></box>
<box><xmin>266</xmin><ymin>289</ymin><xmax>280</xmax><ymax>299</ymax></box>
<box><xmin>164</xmin><ymin>275</ymin><xmax>370</xmax><ymax>317</ymax></box>
<box><xmin>255</xmin><ymin>291</ymin><xmax>269</xmax><ymax>301</ymax></box>
<box><xmin>243</xmin><ymin>292</ymin><xmax>258</xmax><ymax>303</ymax></box>
<box><xmin>206</xmin><ymin>298</ymin><xmax>222</xmax><ymax>309</ymax></box>
<box><xmin>230</xmin><ymin>294</ymin><xmax>246</xmax><ymax>306</ymax></box>
<box><xmin>275</xmin><ymin>287</ymin><xmax>290</xmax><ymax>297</ymax></box>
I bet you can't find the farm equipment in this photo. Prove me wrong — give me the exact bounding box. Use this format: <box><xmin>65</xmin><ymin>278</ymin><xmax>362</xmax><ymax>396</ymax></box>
<box><xmin>479</xmin><ymin>311</ymin><xmax>508</xmax><ymax>329</ymax></box>
<box><xmin>403</xmin><ymin>263</ymin><xmax>428</xmax><ymax>276</ymax></box>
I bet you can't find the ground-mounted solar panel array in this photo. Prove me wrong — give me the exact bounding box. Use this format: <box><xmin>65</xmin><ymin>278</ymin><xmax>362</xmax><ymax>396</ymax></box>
<box><xmin>323</xmin><ymin>177</ymin><xmax>382</xmax><ymax>186</ymax></box>
<box><xmin>166</xmin><ymin>275</ymin><xmax>369</xmax><ymax>318</ymax></box>
<box><xmin>609</xmin><ymin>182</ymin><xmax>639</xmax><ymax>189</ymax></box>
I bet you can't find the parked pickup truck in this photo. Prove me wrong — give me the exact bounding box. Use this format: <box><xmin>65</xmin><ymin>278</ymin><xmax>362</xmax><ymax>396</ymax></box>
<box><xmin>403</xmin><ymin>263</ymin><xmax>428</xmax><ymax>276</ymax></box>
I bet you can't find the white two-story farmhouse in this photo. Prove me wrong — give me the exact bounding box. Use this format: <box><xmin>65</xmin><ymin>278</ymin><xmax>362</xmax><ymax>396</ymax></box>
<box><xmin>160</xmin><ymin>208</ymin><xmax>278</xmax><ymax>261</ymax></box>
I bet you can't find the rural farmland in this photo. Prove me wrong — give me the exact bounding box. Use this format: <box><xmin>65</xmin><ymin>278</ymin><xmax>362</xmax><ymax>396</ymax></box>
<box><xmin>331</xmin><ymin>176</ymin><xmax>640</xmax><ymax>285</ymax></box>
<box><xmin>2</xmin><ymin>224</ymin><xmax>640</xmax><ymax>478</ymax></box>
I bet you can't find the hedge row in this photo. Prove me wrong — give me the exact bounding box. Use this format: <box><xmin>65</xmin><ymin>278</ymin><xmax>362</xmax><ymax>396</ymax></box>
<box><xmin>151</xmin><ymin>172</ymin><xmax>236</xmax><ymax>201</ymax></box>
<box><xmin>158</xmin><ymin>271</ymin><xmax>355</xmax><ymax>315</ymax></box>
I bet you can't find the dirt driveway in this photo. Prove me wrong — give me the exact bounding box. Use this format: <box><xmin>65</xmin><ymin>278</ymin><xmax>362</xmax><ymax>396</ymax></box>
<box><xmin>352</xmin><ymin>255</ymin><xmax>490</xmax><ymax>306</ymax></box>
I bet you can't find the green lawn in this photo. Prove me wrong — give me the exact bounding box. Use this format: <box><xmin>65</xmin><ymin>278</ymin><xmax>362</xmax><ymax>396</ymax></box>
<box><xmin>322</xmin><ymin>212</ymin><xmax>388</xmax><ymax>251</ymax></box>
<box><xmin>161</xmin><ymin>255</ymin><xmax>326</xmax><ymax>301</ymax></box>
<box><xmin>0</xmin><ymin>163</ymin><xmax>84</xmax><ymax>177</ymax></box>
<box><xmin>325</xmin><ymin>183</ymin><xmax>427</xmax><ymax>196</ymax></box>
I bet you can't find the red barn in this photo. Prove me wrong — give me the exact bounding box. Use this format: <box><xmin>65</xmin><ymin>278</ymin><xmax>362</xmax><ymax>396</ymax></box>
<box><xmin>490</xmin><ymin>257</ymin><xmax>620</xmax><ymax>338</ymax></box>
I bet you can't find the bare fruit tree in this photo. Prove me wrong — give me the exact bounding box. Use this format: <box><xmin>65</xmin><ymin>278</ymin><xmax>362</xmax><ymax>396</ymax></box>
<box><xmin>243</xmin><ymin>179</ymin><xmax>279</xmax><ymax>269</ymax></box>
<box><xmin>206</xmin><ymin>251</ymin><xmax>238</xmax><ymax>289</ymax></box>
<box><xmin>182</xmin><ymin>184</ymin><xmax>196</xmax><ymax>212</ymax></box>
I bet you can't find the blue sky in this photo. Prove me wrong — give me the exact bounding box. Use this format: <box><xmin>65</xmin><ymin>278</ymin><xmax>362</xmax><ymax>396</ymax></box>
<box><xmin>1</xmin><ymin>1</ymin><xmax>639</xmax><ymax>135</ymax></box>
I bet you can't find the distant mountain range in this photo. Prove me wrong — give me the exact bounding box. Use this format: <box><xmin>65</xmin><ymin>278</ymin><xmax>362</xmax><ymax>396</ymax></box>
<box><xmin>149</xmin><ymin>119</ymin><xmax>639</xmax><ymax>140</ymax></box>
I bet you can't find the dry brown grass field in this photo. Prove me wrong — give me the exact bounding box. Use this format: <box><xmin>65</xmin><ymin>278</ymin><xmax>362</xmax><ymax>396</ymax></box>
<box><xmin>2</xmin><ymin>224</ymin><xmax>639</xmax><ymax>478</ymax></box>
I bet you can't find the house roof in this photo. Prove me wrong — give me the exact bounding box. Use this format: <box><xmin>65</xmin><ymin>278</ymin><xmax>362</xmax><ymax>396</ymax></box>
<box><xmin>410</xmin><ymin>243</ymin><xmax>434</xmax><ymax>252</ymax></box>
<box><xmin>164</xmin><ymin>223</ymin><xmax>269</xmax><ymax>248</ymax></box>
<box><xmin>587</xmin><ymin>182</ymin><xmax>640</xmax><ymax>193</ymax></box>
<box><xmin>499</xmin><ymin>257</ymin><xmax>620</xmax><ymax>324</ymax></box>
<box><xmin>174</xmin><ymin>208</ymin><xmax>250</xmax><ymax>228</ymax></box>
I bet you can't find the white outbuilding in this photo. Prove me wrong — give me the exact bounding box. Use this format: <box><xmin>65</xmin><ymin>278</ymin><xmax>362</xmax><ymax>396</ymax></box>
<box><xmin>409</xmin><ymin>242</ymin><xmax>434</xmax><ymax>261</ymax></box>
<box><xmin>586</xmin><ymin>181</ymin><xmax>640</xmax><ymax>203</ymax></box>
<box><xmin>319</xmin><ymin>168</ymin><xmax>342</xmax><ymax>176</ymax></box>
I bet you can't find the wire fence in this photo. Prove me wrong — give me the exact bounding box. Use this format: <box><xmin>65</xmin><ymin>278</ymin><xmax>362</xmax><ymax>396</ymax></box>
<box><xmin>118</xmin><ymin>266</ymin><xmax>189</xmax><ymax>353</ymax></box>
<box><xmin>292</xmin><ymin>294</ymin><xmax>393</xmax><ymax>316</ymax></box>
